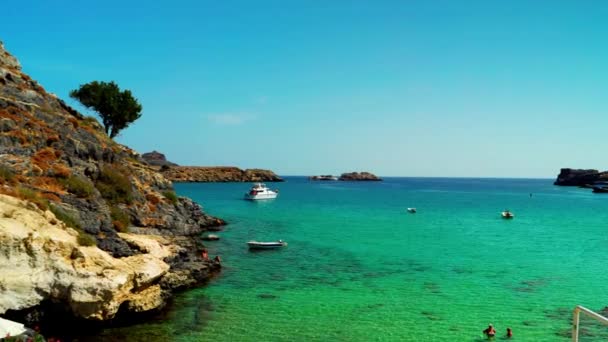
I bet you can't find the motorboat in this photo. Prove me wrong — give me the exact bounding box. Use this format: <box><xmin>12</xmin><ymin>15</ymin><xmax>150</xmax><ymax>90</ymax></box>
<box><xmin>247</xmin><ymin>240</ymin><xmax>287</xmax><ymax>249</ymax></box>
<box><xmin>309</xmin><ymin>175</ymin><xmax>338</xmax><ymax>181</ymax></box>
<box><xmin>501</xmin><ymin>210</ymin><xmax>514</xmax><ymax>219</ymax></box>
<box><xmin>407</xmin><ymin>208</ymin><xmax>417</xmax><ymax>213</ymax></box>
<box><xmin>244</xmin><ymin>183</ymin><xmax>278</xmax><ymax>200</ymax></box>
<box><xmin>202</xmin><ymin>234</ymin><xmax>220</xmax><ymax>241</ymax></box>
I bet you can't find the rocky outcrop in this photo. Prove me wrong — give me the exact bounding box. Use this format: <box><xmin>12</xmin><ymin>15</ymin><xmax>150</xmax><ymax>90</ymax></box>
<box><xmin>0</xmin><ymin>41</ymin><xmax>225</xmax><ymax>325</ymax></box>
<box><xmin>339</xmin><ymin>172</ymin><xmax>382</xmax><ymax>181</ymax></box>
<box><xmin>0</xmin><ymin>195</ymin><xmax>221</xmax><ymax>321</ymax></box>
<box><xmin>161</xmin><ymin>166</ymin><xmax>283</xmax><ymax>182</ymax></box>
<box><xmin>554</xmin><ymin>168</ymin><xmax>608</xmax><ymax>186</ymax></box>
<box><xmin>141</xmin><ymin>150</ymin><xmax>178</xmax><ymax>167</ymax></box>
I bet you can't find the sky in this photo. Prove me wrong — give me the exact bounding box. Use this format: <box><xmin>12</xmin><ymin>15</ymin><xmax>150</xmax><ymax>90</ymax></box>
<box><xmin>3</xmin><ymin>1</ymin><xmax>608</xmax><ymax>177</ymax></box>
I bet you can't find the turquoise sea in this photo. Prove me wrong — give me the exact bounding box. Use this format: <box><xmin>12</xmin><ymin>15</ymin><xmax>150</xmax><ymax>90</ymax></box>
<box><xmin>95</xmin><ymin>177</ymin><xmax>608</xmax><ymax>341</ymax></box>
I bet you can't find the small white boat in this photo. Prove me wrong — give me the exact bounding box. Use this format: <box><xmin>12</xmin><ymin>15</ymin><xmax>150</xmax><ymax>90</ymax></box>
<box><xmin>501</xmin><ymin>211</ymin><xmax>514</xmax><ymax>219</ymax></box>
<box><xmin>244</xmin><ymin>183</ymin><xmax>278</xmax><ymax>200</ymax></box>
<box><xmin>247</xmin><ymin>240</ymin><xmax>287</xmax><ymax>249</ymax></box>
<box><xmin>202</xmin><ymin>234</ymin><xmax>220</xmax><ymax>241</ymax></box>
<box><xmin>407</xmin><ymin>208</ymin><xmax>417</xmax><ymax>213</ymax></box>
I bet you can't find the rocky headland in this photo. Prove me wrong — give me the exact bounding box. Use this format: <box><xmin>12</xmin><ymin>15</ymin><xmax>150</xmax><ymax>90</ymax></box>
<box><xmin>339</xmin><ymin>172</ymin><xmax>382</xmax><ymax>181</ymax></box>
<box><xmin>554</xmin><ymin>168</ymin><xmax>608</xmax><ymax>186</ymax></box>
<box><xmin>141</xmin><ymin>150</ymin><xmax>178</xmax><ymax>168</ymax></box>
<box><xmin>0</xmin><ymin>41</ymin><xmax>225</xmax><ymax>331</ymax></box>
<box><xmin>141</xmin><ymin>152</ymin><xmax>283</xmax><ymax>182</ymax></box>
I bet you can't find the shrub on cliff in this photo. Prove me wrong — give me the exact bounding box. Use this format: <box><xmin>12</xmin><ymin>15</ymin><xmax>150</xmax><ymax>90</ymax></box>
<box><xmin>0</xmin><ymin>164</ymin><xmax>14</xmax><ymax>183</ymax></box>
<box><xmin>110</xmin><ymin>205</ymin><xmax>130</xmax><ymax>233</ymax></box>
<box><xmin>95</xmin><ymin>165</ymin><xmax>133</xmax><ymax>204</ymax></box>
<box><xmin>70</xmin><ymin>81</ymin><xmax>142</xmax><ymax>138</ymax></box>
<box><xmin>60</xmin><ymin>175</ymin><xmax>94</xmax><ymax>198</ymax></box>
<box><xmin>16</xmin><ymin>186</ymin><xmax>49</xmax><ymax>211</ymax></box>
<box><xmin>50</xmin><ymin>205</ymin><xmax>81</xmax><ymax>229</ymax></box>
<box><xmin>162</xmin><ymin>190</ymin><xmax>178</xmax><ymax>205</ymax></box>
<box><xmin>49</xmin><ymin>205</ymin><xmax>97</xmax><ymax>246</ymax></box>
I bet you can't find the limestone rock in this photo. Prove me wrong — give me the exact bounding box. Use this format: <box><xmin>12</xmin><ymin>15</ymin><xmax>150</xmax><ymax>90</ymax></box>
<box><xmin>0</xmin><ymin>194</ymin><xmax>217</xmax><ymax>321</ymax></box>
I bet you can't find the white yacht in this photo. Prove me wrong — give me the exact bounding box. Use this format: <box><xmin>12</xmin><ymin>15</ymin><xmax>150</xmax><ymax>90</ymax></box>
<box><xmin>244</xmin><ymin>183</ymin><xmax>278</xmax><ymax>200</ymax></box>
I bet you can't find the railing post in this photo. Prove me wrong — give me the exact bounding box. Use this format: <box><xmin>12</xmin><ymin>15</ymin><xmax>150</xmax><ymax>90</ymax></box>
<box><xmin>572</xmin><ymin>306</ymin><xmax>580</xmax><ymax>342</ymax></box>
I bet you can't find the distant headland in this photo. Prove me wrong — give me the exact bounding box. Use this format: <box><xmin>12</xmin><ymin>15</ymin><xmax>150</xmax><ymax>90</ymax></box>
<box><xmin>142</xmin><ymin>151</ymin><xmax>283</xmax><ymax>182</ymax></box>
<box><xmin>554</xmin><ymin>168</ymin><xmax>608</xmax><ymax>187</ymax></box>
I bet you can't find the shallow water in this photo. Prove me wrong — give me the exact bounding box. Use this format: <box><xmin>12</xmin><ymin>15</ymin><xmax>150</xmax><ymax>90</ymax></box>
<box><xmin>94</xmin><ymin>177</ymin><xmax>608</xmax><ymax>341</ymax></box>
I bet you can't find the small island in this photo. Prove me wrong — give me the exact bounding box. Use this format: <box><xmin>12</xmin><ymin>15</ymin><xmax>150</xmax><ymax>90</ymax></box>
<box><xmin>338</xmin><ymin>172</ymin><xmax>382</xmax><ymax>181</ymax></box>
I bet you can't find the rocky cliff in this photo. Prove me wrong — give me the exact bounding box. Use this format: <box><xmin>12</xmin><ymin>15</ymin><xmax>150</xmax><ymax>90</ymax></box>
<box><xmin>339</xmin><ymin>172</ymin><xmax>382</xmax><ymax>181</ymax></box>
<box><xmin>0</xmin><ymin>41</ymin><xmax>224</xmax><ymax>326</ymax></box>
<box><xmin>159</xmin><ymin>165</ymin><xmax>283</xmax><ymax>182</ymax></box>
<box><xmin>554</xmin><ymin>168</ymin><xmax>608</xmax><ymax>186</ymax></box>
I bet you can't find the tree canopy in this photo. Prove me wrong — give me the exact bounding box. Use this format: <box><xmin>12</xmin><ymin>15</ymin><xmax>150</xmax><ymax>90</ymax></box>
<box><xmin>70</xmin><ymin>81</ymin><xmax>142</xmax><ymax>138</ymax></box>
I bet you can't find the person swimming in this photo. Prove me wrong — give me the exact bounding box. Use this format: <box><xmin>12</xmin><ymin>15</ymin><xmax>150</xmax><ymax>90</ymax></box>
<box><xmin>483</xmin><ymin>324</ymin><xmax>496</xmax><ymax>338</ymax></box>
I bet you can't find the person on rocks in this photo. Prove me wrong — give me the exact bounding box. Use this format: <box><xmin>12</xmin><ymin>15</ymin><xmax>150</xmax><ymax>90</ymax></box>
<box><xmin>482</xmin><ymin>324</ymin><xmax>496</xmax><ymax>338</ymax></box>
<box><xmin>201</xmin><ymin>249</ymin><xmax>209</xmax><ymax>260</ymax></box>
<box><xmin>213</xmin><ymin>255</ymin><xmax>221</xmax><ymax>263</ymax></box>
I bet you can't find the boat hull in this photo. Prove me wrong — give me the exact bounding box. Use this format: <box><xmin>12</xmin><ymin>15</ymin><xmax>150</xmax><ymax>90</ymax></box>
<box><xmin>247</xmin><ymin>241</ymin><xmax>287</xmax><ymax>249</ymax></box>
<box><xmin>244</xmin><ymin>192</ymin><xmax>278</xmax><ymax>200</ymax></box>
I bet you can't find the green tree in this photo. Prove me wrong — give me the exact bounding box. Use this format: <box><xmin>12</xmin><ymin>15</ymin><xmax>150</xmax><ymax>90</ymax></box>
<box><xmin>70</xmin><ymin>81</ymin><xmax>142</xmax><ymax>138</ymax></box>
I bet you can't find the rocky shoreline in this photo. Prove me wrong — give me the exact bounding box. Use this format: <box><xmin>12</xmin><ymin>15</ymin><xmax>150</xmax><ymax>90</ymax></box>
<box><xmin>0</xmin><ymin>40</ymin><xmax>226</xmax><ymax>336</ymax></box>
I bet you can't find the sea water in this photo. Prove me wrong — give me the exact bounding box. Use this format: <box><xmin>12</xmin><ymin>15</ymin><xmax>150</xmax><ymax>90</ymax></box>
<box><xmin>92</xmin><ymin>177</ymin><xmax>608</xmax><ymax>341</ymax></box>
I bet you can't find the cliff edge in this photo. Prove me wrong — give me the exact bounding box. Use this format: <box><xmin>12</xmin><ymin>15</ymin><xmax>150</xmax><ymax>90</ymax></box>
<box><xmin>0</xmin><ymin>41</ymin><xmax>224</xmax><ymax>325</ymax></box>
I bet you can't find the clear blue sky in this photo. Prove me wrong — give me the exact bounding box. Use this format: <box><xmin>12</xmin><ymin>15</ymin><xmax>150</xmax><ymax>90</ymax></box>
<box><xmin>4</xmin><ymin>1</ymin><xmax>608</xmax><ymax>177</ymax></box>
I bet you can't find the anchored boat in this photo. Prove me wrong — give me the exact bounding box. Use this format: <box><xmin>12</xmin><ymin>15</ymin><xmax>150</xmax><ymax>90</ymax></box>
<box><xmin>244</xmin><ymin>183</ymin><xmax>278</xmax><ymax>200</ymax></box>
<box><xmin>501</xmin><ymin>210</ymin><xmax>514</xmax><ymax>219</ymax></box>
<box><xmin>247</xmin><ymin>240</ymin><xmax>288</xmax><ymax>249</ymax></box>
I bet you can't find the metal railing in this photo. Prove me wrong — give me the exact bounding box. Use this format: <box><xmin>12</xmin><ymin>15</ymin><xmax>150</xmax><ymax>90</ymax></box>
<box><xmin>572</xmin><ymin>305</ymin><xmax>608</xmax><ymax>342</ymax></box>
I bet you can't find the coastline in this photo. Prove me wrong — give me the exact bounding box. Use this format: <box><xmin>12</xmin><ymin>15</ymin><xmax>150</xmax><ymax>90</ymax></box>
<box><xmin>0</xmin><ymin>40</ymin><xmax>228</xmax><ymax>339</ymax></box>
